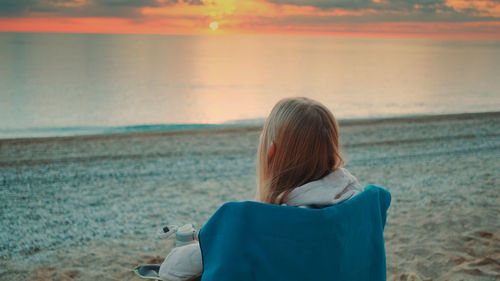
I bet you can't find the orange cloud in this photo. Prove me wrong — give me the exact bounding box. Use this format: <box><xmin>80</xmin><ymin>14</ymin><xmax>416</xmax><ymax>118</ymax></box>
<box><xmin>141</xmin><ymin>0</ymin><xmax>275</xmax><ymax>20</ymax></box>
<box><xmin>0</xmin><ymin>17</ymin><xmax>207</xmax><ymax>35</ymax></box>
<box><xmin>445</xmin><ymin>0</ymin><xmax>500</xmax><ymax>17</ymax></box>
<box><xmin>0</xmin><ymin>0</ymin><xmax>499</xmax><ymax>39</ymax></box>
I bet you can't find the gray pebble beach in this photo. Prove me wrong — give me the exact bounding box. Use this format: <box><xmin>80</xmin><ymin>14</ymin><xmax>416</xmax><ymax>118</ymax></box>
<box><xmin>1</xmin><ymin>112</ymin><xmax>499</xmax><ymax>280</ymax></box>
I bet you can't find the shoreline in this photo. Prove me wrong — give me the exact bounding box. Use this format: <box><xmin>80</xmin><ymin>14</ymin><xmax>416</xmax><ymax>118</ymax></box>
<box><xmin>1</xmin><ymin>110</ymin><xmax>499</xmax><ymax>144</ymax></box>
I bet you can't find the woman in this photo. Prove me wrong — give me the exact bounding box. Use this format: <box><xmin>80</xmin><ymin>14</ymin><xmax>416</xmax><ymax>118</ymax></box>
<box><xmin>159</xmin><ymin>97</ymin><xmax>362</xmax><ymax>281</ymax></box>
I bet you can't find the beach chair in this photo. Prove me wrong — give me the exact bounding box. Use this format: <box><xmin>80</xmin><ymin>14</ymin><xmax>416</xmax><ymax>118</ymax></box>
<box><xmin>199</xmin><ymin>185</ymin><xmax>391</xmax><ymax>281</ymax></box>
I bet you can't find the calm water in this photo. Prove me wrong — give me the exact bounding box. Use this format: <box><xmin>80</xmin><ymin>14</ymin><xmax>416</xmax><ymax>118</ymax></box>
<box><xmin>1</xmin><ymin>32</ymin><xmax>499</xmax><ymax>138</ymax></box>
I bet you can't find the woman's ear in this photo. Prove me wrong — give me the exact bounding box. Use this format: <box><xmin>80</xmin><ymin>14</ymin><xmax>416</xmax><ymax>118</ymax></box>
<box><xmin>268</xmin><ymin>142</ymin><xmax>276</xmax><ymax>160</ymax></box>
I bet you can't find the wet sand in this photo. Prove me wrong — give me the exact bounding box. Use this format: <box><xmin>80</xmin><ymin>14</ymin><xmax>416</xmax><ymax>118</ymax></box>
<box><xmin>1</xmin><ymin>112</ymin><xmax>499</xmax><ymax>280</ymax></box>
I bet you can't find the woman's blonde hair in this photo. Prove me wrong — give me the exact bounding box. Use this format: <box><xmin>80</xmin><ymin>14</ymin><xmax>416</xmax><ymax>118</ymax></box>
<box><xmin>257</xmin><ymin>97</ymin><xmax>344</xmax><ymax>204</ymax></box>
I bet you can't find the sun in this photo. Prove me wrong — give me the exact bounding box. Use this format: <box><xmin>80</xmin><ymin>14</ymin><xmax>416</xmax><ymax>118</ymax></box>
<box><xmin>209</xmin><ymin>21</ymin><xmax>219</xmax><ymax>31</ymax></box>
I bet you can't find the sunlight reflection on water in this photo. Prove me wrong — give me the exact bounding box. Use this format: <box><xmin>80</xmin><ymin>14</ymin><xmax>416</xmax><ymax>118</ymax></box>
<box><xmin>1</xmin><ymin>33</ymin><xmax>499</xmax><ymax>135</ymax></box>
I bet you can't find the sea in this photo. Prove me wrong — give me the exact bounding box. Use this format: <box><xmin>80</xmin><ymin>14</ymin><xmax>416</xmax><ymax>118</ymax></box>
<box><xmin>1</xmin><ymin>32</ymin><xmax>499</xmax><ymax>139</ymax></box>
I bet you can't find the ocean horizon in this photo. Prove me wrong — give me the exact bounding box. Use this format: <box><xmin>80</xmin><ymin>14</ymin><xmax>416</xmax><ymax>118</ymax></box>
<box><xmin>2</xmin><ymin>32</ymin><xmax>500</xmax><ymax>139</ymax></box>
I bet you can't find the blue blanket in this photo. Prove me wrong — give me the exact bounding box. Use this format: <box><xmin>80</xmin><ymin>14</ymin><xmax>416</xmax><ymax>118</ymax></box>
<box><xmin>199</xmin><ymin>185</ymin><xmax>391</xmax><ymax>281</ymax></box>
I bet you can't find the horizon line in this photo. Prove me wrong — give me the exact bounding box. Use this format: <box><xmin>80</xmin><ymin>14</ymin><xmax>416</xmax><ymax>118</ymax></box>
<box><xmin>2</xmin><ymin>30</ymin><xmax>500</xmax><ymax>41</ymax></box>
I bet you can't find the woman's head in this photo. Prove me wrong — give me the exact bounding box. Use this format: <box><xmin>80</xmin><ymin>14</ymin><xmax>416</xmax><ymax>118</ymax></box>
<box><xmin>257</xmin><ymin>97</ymin><xmax>344</xmax><ymax>204</ymax></box>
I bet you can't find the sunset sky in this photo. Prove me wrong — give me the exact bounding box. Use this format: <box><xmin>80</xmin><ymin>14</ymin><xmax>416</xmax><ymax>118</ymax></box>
<box><xmin>0</xmin><ymin>0</ymin><xmax>499</xmax><ymax>39</ymax></box>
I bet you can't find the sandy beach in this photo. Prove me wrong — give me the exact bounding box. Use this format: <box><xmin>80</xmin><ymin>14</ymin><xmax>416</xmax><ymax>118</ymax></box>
<box><xmin>0</xmin><ymin>112</ymin><xmax>499</xmax><ymax>281</ymax></box>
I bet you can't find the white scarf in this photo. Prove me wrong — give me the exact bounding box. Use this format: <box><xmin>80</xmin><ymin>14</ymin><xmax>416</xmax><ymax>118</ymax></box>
<box><xmin>284</xmin><ymin>168</ymin><xmax>363</xmax><ymax>208</ymax></box>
